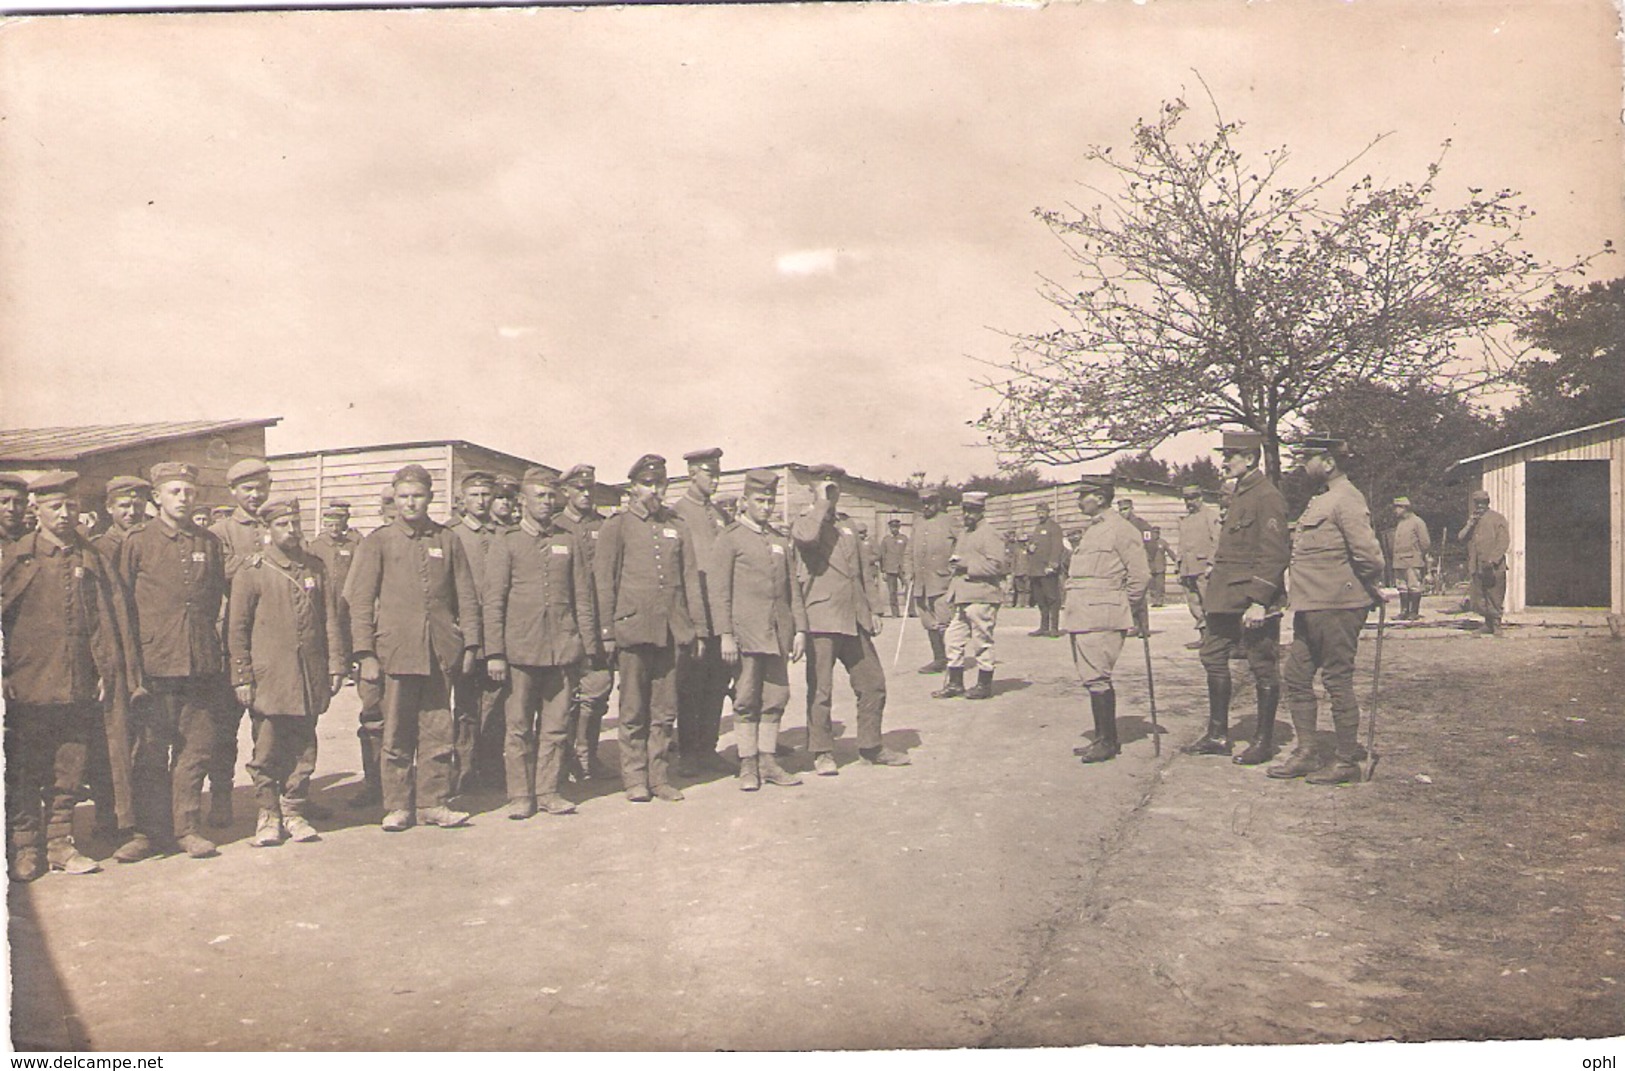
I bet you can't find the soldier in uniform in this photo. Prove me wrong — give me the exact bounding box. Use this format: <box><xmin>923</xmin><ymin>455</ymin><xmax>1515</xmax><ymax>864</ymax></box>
<box><xmin>1390</xmin><ymin>497</ymin><xmax>1431</xmax><ymax>621</ymax></box>
<box><xmin>1146</xmin><ymin>527</ymin><xmax>1170</xmax><ymax>606</ymax></box>
<box><xmin>878</xmin><ymin>518</ymin><xmax>911</xmax><ymax>617</ymax></box>
<box><xmin>931</xmin><ymin>492</ymin><xmax>1008</xmax><ymax>701</ymax></box>
<box><xmin>1175</xmin><ymin>485</ymin><xmax>1221</xmax><ymax>649</ymax></box>
<box><xmin>911</xmin><ymin>489</ymin><xmax>957</xmax><ymax>673</ymax></box>
<box><xmin>1065</xmin><ymin>478</ymin><xmax>1151</xmax><ymax>764</ymax></box>
<box><xmin>792</xmin><ymin>465</ymin><xmax>911</xmax><ymax>774</ymax></box>
<box><xmin>708</xmin><ymin>469</ymin><xmax>807</xmax><ymax>791</ymax></box>
<box><xmin>206</xmin><ymin>457</ymin><xmax>274</xmax><ymax>828</ymax></box>
<box><xmin>227</xmin><ymin>497</ymin><xmax>346</xmax><ymax>847</ymax></box>
<box><xmin>483</xmin><ymin>469</ymin><xmax>599</xmax><ymax>819</ymax></box>
<box><xmin>1188</xmin><ymin>431</ymin><xmax>1290</xmax><ymax>764</ymax></box>
<box><xmin>342</xmin><ymin>493</ymin><xmax>393</xmax><ymax>807</ymax></box>
<box><xmin>0</xmin><ymin>472</ymin><xmax>29</xmax><ymax>542</ymax></box>
<box><xmin>1115</xmin><ymin>498</ymin><xmax>1154</xmax><ymax>635</ymax></box>
<box><xmin>347</xmin><ymin>464</ymin><xmax>482</xmax><ymax>831</ymax></box>
<box><xmin>118</xmin><ymin>462</ymin><xmax>229</xmax><ymax>859</ymax></box>
<box><xmin>1270</xmin><ymin>438</ymin><xmax>1388</xmax><ymax>784</ymax></box>
<box><xmin>2</xmin><ymin>472</ymin><xmax>139</xmax><ymax>879</ymax></box>
<box><xmin>1460</xmin><ymin>489</ymin><xmax>1510</xmax><ymax>636</ymax></box>
<box><xmin>450</xmin><ymin>471</ymin><xmax>506</xmax><ymax>796</ymax></box>
<box><xmin>594</xmin><ymin>454</ymin><xmax>706</xmax><ymax>802</ymax></box>
<box><xmin>1008</xmin><ymin>533</ymin><xmax>1030</xmax><ymax>608</ymax></box>
<box><xmin>555</xmin><ymin>463</ymin><xmax>614</xmax><ymax>782</ymax></box>
<box><xmin>86</xmin><ymin>474</ymin><xmax>150</xmax><ymax>838</ymax></box>
<box><xmin>490</xmin><ymin>475</ymin><xmax>521</xmax><ymax>531</ymax></box>
<box><xmin>1027</xmin><ymin>502</ymin><xmax>1066</xmax><ymax>637</ymax></box>
<box><xmin>671</xmin><ymin>447</ymin><xmax>733</xmax><ymax>778</ymax></box>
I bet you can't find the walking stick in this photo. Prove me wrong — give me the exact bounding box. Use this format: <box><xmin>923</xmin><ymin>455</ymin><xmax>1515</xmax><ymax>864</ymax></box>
<box><xmin>1141</xmin><ymin>623</ymin><xmax>1161</xmax><ymax>757</ymax></box>
<box><xmin>1365</xmin><ymin>598</ymin><xmax>1387</xmax><ymax>782</ymax></box>
<box><xmin>892</xmin><ymin>576</ymin><xmax>916</xmax><ymax>670</ymax></box>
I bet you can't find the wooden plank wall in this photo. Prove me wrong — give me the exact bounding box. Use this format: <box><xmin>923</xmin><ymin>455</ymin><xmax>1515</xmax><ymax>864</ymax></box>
<box><xmin>269</xmin><ymin>445</ymin><xmax>449</xmax><ymax>535</ymax></box>
<box><xmin>986</xmin><ymin>482</ymin><xmax>1191</xmax><ymax>555</ymax></box>
<box><xmin>44</xmin><ymin>427</ymin><xmax>270</xmax><ymax>521</ymax></box>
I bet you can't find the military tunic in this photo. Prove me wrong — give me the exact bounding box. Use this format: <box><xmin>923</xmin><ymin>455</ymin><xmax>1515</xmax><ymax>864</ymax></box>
<box><xmin>1463</xmin><ymin>506</ymin><xmax>1511</xmax><ymax>627</ymax></box>
<box><xmin>451</xmin><ymin>515</ymin><xmax>506</xmax><ymax>796</ymax></box>
<box><xmin>910</xmin><ymin>512</ymin><xmax>958</xmax><ymax>630</ymax></box>
<box><xmin>209</xmin><ymin>506</ymin><xmax>269</xmax><ymax>800</ymax></box>
<box><xmin>1198</xmin><ymin>468</ymin><xmax>1290</xmax><ymax>697</ymax></box>
<box><xmin>555</xmin><ymin>504</ymin><xmax>614</xmax><ymax>773</ymax></box>
<box><xmin>671</xmin><ymin>490</ymin><xmax>732</xmax><ymax>767</ymax></box>
<box><xmin>792</xmin><ymin>499</ymin><xmax>887</xmax><ymax>755</ymax></box>
<box><xmin>944</xmin><ymin>520</ymin><xmax>1008</xmax><ymax>674</ymax></box>
<box><xmin>1063</xmin><ymin>512</ymin><xmax>1151</xmax><ymax>692</ymax></box>
<box><xmin>711</xmin><ymin>517</ymin><xmax>808</xmax><ymax>727</ymax></box>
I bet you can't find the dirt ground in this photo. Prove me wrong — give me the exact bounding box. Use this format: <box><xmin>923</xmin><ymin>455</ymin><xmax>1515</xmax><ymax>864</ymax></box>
<box><xmin>8</xmin><ymin>599</ymin><xmax>1623</xmax><ymax>1051</ymax></box>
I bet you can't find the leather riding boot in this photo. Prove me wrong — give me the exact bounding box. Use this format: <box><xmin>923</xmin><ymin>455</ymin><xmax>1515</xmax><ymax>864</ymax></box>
<box><xmin>1185</xmin><ymin>674</ymin><xmax>1233</xmax><ymax>754</ymax></box>
<box><xmin>932</xmin><ymin>666</ymin><xmax>966</xmax><ymax>699</ymax></box>
<box><xmin>349</xmin><ymin>733</ymin><xmax>384</xmax><ymax>808</ymax></box>
<box><xmin>1234</xmin><ymin>682</ymin><xmax>1279</xmax><ymax>765</ymax></box>
<box><xmin>918</xmin><ymin>629</ymin><xmax>949</xmax><ymax>674</ymax></box>
<box><xmin>965</xmin><ymin>669</ymin><xmax>994</xmax><ymax>700</ymax></box>
<box><xmin>1078</xmin><ymin>690</ymin><xmax>1120</xmax><ymax>763</ymax></box>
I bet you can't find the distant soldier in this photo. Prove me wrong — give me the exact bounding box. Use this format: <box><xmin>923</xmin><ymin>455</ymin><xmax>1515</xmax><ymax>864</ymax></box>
<box><xmin>88</xmin><ymin>474</ymin><xmax>151</xmax><ymax>837</ymax></box>
<box><xmin>207</xmin><ymin>457</ymin><xmax>274</xmax><ymax>829</ymax></box>
<box><xmin>853</xmin><ymin>520</ymin><xmax>884</xmax><ymax>616</ymax></box>
<box><xmin>1027</xmin><ymin>502</ymin><xmax>1066</xmax><ymax>637</ymax></box>
<box><xmin>1390</xmin><ymin>497</ymin><xmax>1431</xmax><ymax>621</ymax></box>
<box><xmin>931</xmin><ymin>492</ymin><xmax>1007</xmax><ymax>701</ymax></box>
<box><xmin>792</xmin><ymin>465</ymin><xmax>911</xmax><ymax>774</ymax></box>
<box><xmin>1008</xmin><ymin>534</ymin><xmax>1031</xmax><ymax>608</ymax></box>
<box><xmin>450</xmin><ymin>471</ymin><xmax>506</xmax><ymax>796</ymax></box>
<box><xmin>1460</xmin><ymin>488</ymin><xmax>1511</xmax><ymax>636</ymax></box>
<box><xmin>671</xmin><ymin>447</ymin><xmax>733</xmax><ymax>778</ymax></box>
<box><xmin>1146</xmin><ymin>527</ymin><xmax>1170</xmax><ymax>606</ymax></box>
<box><xmin>1116</xmin><ymin>498</ymin><xmax>1154</xmax><ymax>635</ymax></box>
<box><xmin>483</xmin><ymin>470</ymin><xmax>599</xmax><ymax>819</ymax></box>
<box><xmin>2</xmin><ymin>472</ymin><xmax>139</xmax><ymax>880</ymax></box>
<box><xmin>911</xmin><ymin>489</ymin><xmax>957</xmax><ymax>673</ymax></box>
<box><xmin>1175</xmin><ymin>485</ymin><xmax>1221</xmax><ymax>649</ymax></box>
<box><xmin>878</xmin><ymin>518</ymin><xmax>911</xmax><ymax>618</ymax></box>
<box><xmin>93</xmin><ymin>476</ymin><xmax>150</xmax><ymax>562</ymax></box>
<box><xmin>555</xmin><ymin>464</ymin><xmax>614</xmax><ymax>782</ymax></box>
<box><xmin>490</xmin><ymin>475</ymin><xmax>521</xmax><ymax>531</ymax></box>
<box><xmin>715</xmin><ymin>494</ymin><xmax>739</xmax><ymax>523</ymax></box>
<box><xmin>1065</xmin><ymin>478</ymin><xmax>1151</xmax><ymax>764</ymax></box>
<box><xmin>1270</xmin><ymin>438</ymin><xmax>1387</xmax><ymax>784</ymax></box>
<box><xmin>0</xmin><ymin>472</ymin><xmax>29</xmax><ymax>542</ymax></box>
<box><xmin>341</xmin><ymin>491</ymin><xmax>395</xmax><ymax>808</ymax></box>
<box><xmin>306</xmin><ymin>501</ymin><xmax>359</xmax><ymax>620</ymax></box>
<box><xmin>118</xmin><ymin>462</ymin><xmax>229</xmax><ymax>859</ymax></box>
<box><xmin>710</xmin><ymin>469</ymin><xmax>808</xmax><ymax>791</ymax></box>
<box><xmin>594</xmin><ymin>454</ymin><xmax>706</xmax><ymax>802</ymax></box>
<box><xmin>347</xmin><ymin>464</ymin><xmax>482</xmax><ymax>832</ymax></box>
<box><xmin>227</xmin><ymin>498</ymin><xmax>346</xmax><ymax>847</ymax></box>
<box><xmin>1188</xmin><ymin>431</ymin><xmax>1289</xmax><ymax>764</ymax></box>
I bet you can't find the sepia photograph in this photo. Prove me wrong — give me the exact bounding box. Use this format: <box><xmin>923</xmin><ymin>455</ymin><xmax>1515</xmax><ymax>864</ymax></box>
<box><xmin>0</xmin><ymin>0</ymin><xmax>1621</xmax><ymax>1057</ymax></box>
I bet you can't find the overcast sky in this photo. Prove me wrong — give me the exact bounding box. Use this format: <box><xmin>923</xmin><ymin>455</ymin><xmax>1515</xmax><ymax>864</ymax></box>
<box><xmin>1</xmin><ymin>0</ymin><xmax>1620</xmax><ymax>484</ymax></box>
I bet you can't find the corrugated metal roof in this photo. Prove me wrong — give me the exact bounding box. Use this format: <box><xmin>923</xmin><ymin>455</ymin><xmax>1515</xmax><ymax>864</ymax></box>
<box><xmin>0</xmin><ymin>418</ymin><xmax>282</xmax><ymax>462</ymax></box>
<box><xmin>1448</xmin><ymin>416</ymin><xmax>1625</xmax><ymax>472</ymax></box>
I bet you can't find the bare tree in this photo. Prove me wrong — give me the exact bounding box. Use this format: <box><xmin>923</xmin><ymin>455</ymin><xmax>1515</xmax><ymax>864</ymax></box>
<box><xmin>977</xmin><ymin>91</ymin><xmax>1602</xmax><ymax>477</ymax></box>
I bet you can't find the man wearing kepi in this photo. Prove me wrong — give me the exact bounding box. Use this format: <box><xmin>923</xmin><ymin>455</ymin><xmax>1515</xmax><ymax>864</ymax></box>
<box><xmin>1389</xmin><ymin>497</ymin><xmax>1431</xmax><ymax>622</ymax></box>
<box><xmin>482</xmin><ymin>469</ymin><xmax>599</xmax><ymax>820</ymax></box>
<box><xmin>792</xmin><ymin>465</ymin><xmax>910</xmax><ymax>774</ymax></box>
<box><xmin>1460</xmin><ymin>489</ymin><xmax>1510</xmax><ymax>636</ymax></box>
<box><xmin>347</xmin><ymin>464</ymin><xmax>482</xmax><ymax>831</ymax></box>
<box><xmin>0</xmin><ymin>472</ymin><xmax>30</xmax><ymax>543</ymax></box>
<box><xmin>1027</xmin><ymin>502</ymin><xmax>1066</xmax><ymax>637</ymax></box>
<box><xmin>911</xmin><ymin>488</ymin><xmax>957</xmax><ymax>673</ymax></box>
<box><xmin>1065</xmin><ymin>477</ymin><xmax>1151</xmax><ymax>764</ymax></box>
<box><xmin>1175</xmin><ymin>485</ymin><xmax>1221</xmax><ymax>649</ymax></box>
<box><xmin>451</xmin><ymin>471</ymin><xmax>505</xmax><ymax>796</ymax></box>
<box><xmin>118</xmin><ymin>462</ymin><xmax>228</xmax><ymax>859</ymax></box>
<box><xmin>932</xmin><ymin>492</ymin><xmax>1007</xmax><ymax>701</ymax></box>
<box><xmin>227</xmin><ymin>498</ymin><xmax>346</xmax><ymax>847</ymax></box>
<box><xmin>1188</xmin><ymin>430</ymin><xmax>1290</xmax><ymax>764</ymax></box>
<box><xmin>709</xmin><ymin>469</ymin><xmax>808</xmax><ymax>791</ymax></box>
<box><xmin>671</xmin><ymin>447</ymin><xmax>734</xmax><ymax>778</ymax></box>
<box><xmin>87</xmin><ymin>474</ymin><xmax>151</xmax><ymax>839</ymax></box>
<box><xmin>555</xmin><ymin>463</ymin><xmax>615</xmax><ymax>782</ymax></box>
<box><xmin>206</xmin><ymin>456</ymin><xmax>274</xmax><ymax>828</ymax></box>
<box><xmin>594</xmin><ymin>454</ymin><xmax>706</xmax><ymax>802</ymax></box>
<box><xmin>878</xmin><ymin>518</ymin><xmax>910</xmax><ymax>618</ymax></box>
<box><xmin>1270</xmin><ymin>438</ymin><xmax>1387</xmax><ymax>785</ymax></box>
<box><xmin>2</xmin><ymin>472</ymin><xmax>139</xmax><ymax>880</ymax></box>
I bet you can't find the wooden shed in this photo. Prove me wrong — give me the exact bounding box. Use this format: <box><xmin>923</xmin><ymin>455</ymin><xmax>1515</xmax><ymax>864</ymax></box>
<box><xmin>666</xmin><ymin>463</ymin><xmax>921</xmax><ymax>538</ymax></box>
<box><xmin>0</xmin><ymin>418</ymin><xmax>281</xmax><ymax>517</ymax></box>
<box><xmin>268</xmin><ymin>439</ymin><xmax>618</xmax><ymax>535</ymax></box>
<box><xmin>986</xmin><ymin>477</ymin><xmax>1212</xmax><ymax>557</ymax></box>
<box><xmin>1448</xmin><ymin>417</ymin><xmax>1625</xmax><ymax>618</ymax></box>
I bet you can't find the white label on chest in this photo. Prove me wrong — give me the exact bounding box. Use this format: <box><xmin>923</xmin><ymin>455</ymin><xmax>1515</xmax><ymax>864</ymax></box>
<box><xmin>662</xmin><ymin>528</ymin><xmax>678</xmax><ymax>538</ymax></box>
<box><xmin>303</xmin><ymin>577</ymin><xmax>317</xmax><ymax>590</ymax></box>
<box><xmin>770</xmin><ymin>544</ymin><xmax>785</xmax><ymax>556</ymax></box>
<box><xmin>589</xmin><ymin>531</ymin><xmax>598</xmax><ymax>540</ymax></box>
<box><xmin>73</xmin><ymin>566</ymin><xmax>84</xmax><ymax>578</ymax></box>
<box><xmin>191</xmin><ymin>552</ymin><xmax>207</xmax><ymax>563</ymax></box>
<box><xmin>339</xmin><ymin>549</ymin><xmax>351</xmax><ymax>557</ymax></box>
<box><xmin>427</xmin><ymin>547</ymin><xmax>444</xmax><ymax>559</ymax></box>
<box><xmin>551</xmin><ymin>545</ymin><xmax>569</xmax><ymax>556</ymax></box>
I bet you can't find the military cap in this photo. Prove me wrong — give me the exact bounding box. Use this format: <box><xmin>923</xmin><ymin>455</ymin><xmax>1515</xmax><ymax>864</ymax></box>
<box><xmin>211</xmin><ymin>506</ymin><xmax>236</xmax><ymax>520</ymax></box>
<box><xmin>888</xmin><ymin>518</ymin><xmax>902</xmax><ymax>527</ymax></box>
<box><xmin>226</xmin><ymin>458</ymin><xmax>271</xmax><ymax>485</ymax></box>
<box><xmin>854</xmin><ymin>521</ymin><xmax>869</xmax><ymax>535</ymax></box>
<box><xmin>1181</xmin><ymin>484</ymin><xmax>1204</xmax><ymax>498</ymax></box>
<box><xmin>562</xmin><ymin>464</ymin><xmax>596</xmax><ymax>488</ymax></box>
<box><xmin>323</xmin><ymin>499</ymin><xmax>351</xmax><ymax>516</ymax></box>
<box><xmin>461</xmin><ymin>470</ymin><xmax>497</xmax><ymax>491</ymax></box>
<box><xmin>1288</xmin><ymin>436</ymin><xmax>1346</xmax><ymax>457</ymax></box>
<box><xmin>683</xmin><ymin>447</ymin><xmax>724</xmax><ymax>469</ymax></box>
<box><xmin>379</xmin><ymin>490</ymin><xmax>395</xmax><ymax>504</ymax></box>
<box><xmin>1470</xmin><ymin>489</ymin><xmax>1491</xmax><ymax>502</ymax></box>
<box><xmin>521</xmin><ymin>466</ymin><xmax>560</xmax><ymax>489</ymax></box>
<box><xmin>392</xmin><ymin>463</ymin><xmax>434</xmax><ymax>489</ymax></box>
<box><xmin>715</xmin><ymin>494</ymin><xmax>739</xmax><ymax>510</ymax></box>
<box><xmin>150</xmin><ymin>461</ymin><xmax>199</xmax><ymax>485</ymax></box>
<box><xmin>805</xmin><ymin>463</ymin><xmax>846</xmax><ymax>479</ymax></box>
<box><xmin>1392</xmin><ymin>496</ymin><xmax>1413</xmax><ymax>508</ymax></box>
<box><xmin>1214</xmin><ymin>429</ymin><xmax>1264</xmax><ymax>453</ymax></box>
<box><xmin>28</xmin><ymin>470</ymin><xmax>78</xmax><ymax>497</ymax></box>
<box><xmin>627</xmin><ymin>454</ymin><xmax>668</xmax><ymax>482</ymax></box>
<box><xmin>962</xmin><ymin>491</ymin><xmax>989</xmax><ymax>509</ymax></box>
<box><xmin>105</xmin><ymin>475</ymin><xmax>152</xmax><ymax>499</ymax></box>
<box><xmin>1117</xmin><ymin>497</ymin><xmax>1135</xmax><ymax>507</ymax></box>
<box><xmin>259</xmin><ymin>497</ymin><xmax>301</xmax><ymax>523</ymax></box>
<box><xmin>1076</xmin><ymin>476</ymin><xmax>1115</xmax><ymax>503</ymax></box>
<box><xmin>742</xmin><ymin>468</ymin><xmax>780</xmax><ymax>494</ymax></box>
<box><xmin>0</xmin><ymin>472</ymin><xmax>27</xmax><ymax>492</ymax></box>
<box><xmin>919</xmin><ymin>488</ymin><xmax>942</xmax><ymax>503</ymax></box>
<box><xmin>494</xmin><ymin>475</ymin><xmax>521</xmax><ymax>495</ymax></box>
